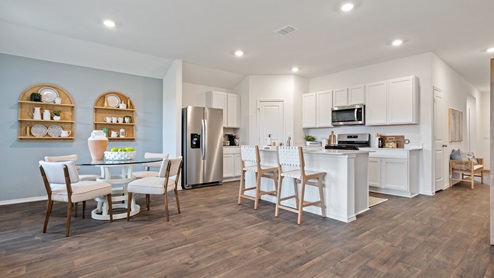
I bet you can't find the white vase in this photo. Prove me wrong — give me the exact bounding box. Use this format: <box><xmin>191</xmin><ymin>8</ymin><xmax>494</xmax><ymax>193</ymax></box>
<box><xmin>53</xmin><ymin>116</ymin><xmax>61</xmax><ymax>121</ymax></box>
<box><xmin>43</xmin><ymin>110</ymin><xmax>50</xmax><ymax>120</ymax></box>
<box><xmin>33</xmin><ymin>107</ymin><xmax>41</xmax><ymax>120</ymax></box>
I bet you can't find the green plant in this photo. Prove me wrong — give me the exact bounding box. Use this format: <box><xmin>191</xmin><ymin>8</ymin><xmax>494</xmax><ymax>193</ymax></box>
<box><xmin>52</xmin><ymin>110</ymin><xmax>61</xmax><ymax>116</ymax></box>
<box><xmin>304</xmin><ymin>135</ymin><xmax>316</xmax><ymax>141</ymax></box>
<box><xmin>30</xmin><ymin>92</ymin><xmax>42</xmax><ymax>102</ymax></box>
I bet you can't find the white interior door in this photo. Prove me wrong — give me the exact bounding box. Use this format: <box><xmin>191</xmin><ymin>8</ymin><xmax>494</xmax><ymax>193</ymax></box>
<box><xmin>257</xmin><ymin>100</ymin><xmax>284</xmax><ymax>146</ymax></box>
<box><xmin>434</xmin><ymin>87</ymin><xmax>446</xmax><ymax>191</ymax></box>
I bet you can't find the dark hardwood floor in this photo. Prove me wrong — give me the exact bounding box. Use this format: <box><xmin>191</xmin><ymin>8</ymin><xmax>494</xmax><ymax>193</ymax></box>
<box><xmin>1</xmin><ymin>179</ymin><xmax>493</xmax><ymax>277</ymax></box>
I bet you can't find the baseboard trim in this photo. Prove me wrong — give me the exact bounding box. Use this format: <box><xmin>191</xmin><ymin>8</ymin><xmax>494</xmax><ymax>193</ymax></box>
<box><xmin>0</xmin><ymin>196</ymin><xmax>47</xmax><ymax>206</ymax></box>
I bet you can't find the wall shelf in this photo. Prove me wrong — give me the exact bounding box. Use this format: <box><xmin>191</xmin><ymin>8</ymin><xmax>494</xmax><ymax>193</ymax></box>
<box><xmin>18</xmin><ymin>84</ymin><xmax>75</xmax><ymax>141</ymax></box>
<box><xmin>93</xmin><ymin>92</ymin><xmax>135</xmax><ymax>141</ymax></box>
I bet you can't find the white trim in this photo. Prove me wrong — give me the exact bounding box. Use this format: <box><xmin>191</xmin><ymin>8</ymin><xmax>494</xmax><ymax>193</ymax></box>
<box><xmin>0</xmin><ymin>196</ymin><xmax>47</xmax><ymax>206</ymax></box>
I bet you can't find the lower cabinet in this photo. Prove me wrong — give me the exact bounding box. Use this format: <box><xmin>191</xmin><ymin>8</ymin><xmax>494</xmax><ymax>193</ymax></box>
<box><xmin>223</xmin><ymin>147</ymin><xmax>241</xmax><ymax>180</ymax></box>
<box><xmin>368</xmin><ymin>149</ymin><xmax>420</xmax><ymax>197</ymax></box>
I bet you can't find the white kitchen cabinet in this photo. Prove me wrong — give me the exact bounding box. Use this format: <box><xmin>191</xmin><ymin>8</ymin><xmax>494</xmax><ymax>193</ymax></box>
<box><xmin>368</xmin><ymin>148</ymin><xmax>420</xmax><ymax>197</ymax></box>
<box><xmin>303</xmin><ymin>91</ymin><xmax>333</xmax><ymax>128</ymax></box>
<box><xmin>316</xmin><ymin>90</ymin><xmax>333</xmax><ymax>127</ymax></box>
<box><xmin>348</xmin><ymin>85</ymin><xmax>365</xmax><ymax>105</ymax></box>
<box><xmin>223</xmin><ymin>154</ymin><xmax>234</xmax><ymax>178</ymax></box>
<box><xmin>227</xmin><ymin>94</ymin><xmax>240</xmax><ymax>128</ymax></box>
<box><xmin>333</xmin><ymin>86</ymin><xmax>365</xmax><ymax>107</ymax></box>
<box><xmin>302</xmin><ymin>93</ymin><xmax>317</xmax><ymax>128</ymax></box>
<box><xmin>368</xmin><ymin>158</ymin><xmax>381</xmax><ymax>187</ymax></box>
<box><xmin>223</xmin><ymin>146</ymin><xmax>241</xmax><ymax>180</ymax></box>
<box><xmin>206</xmin><ymin>91</ymin><xmax>240</xmax><ymax>128</ymax></box>
<box><xmin>387</xmin><ymin>76</ymin><xmax>418</xmax><ymax>124</ymax></box>
<box><xmin>365</xmin><ymin>81</ymin><xmax>388</xmax><ymax>125</ymax></box>
<box><xmin>366</xmin><ymin>76</ymin><xmax>418</xmax><ymax>126</ymax></box>
<box><xmin>333</xmin><ymin>88</ymin><xmax>348</xmax><ymax>107</ymax></box>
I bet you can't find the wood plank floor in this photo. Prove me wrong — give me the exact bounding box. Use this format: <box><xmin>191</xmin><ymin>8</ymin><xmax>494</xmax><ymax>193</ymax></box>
<box><xmin>1</xmin><ymin>179</ymin><xmax>493</xmax><ymax>277</ymax></box>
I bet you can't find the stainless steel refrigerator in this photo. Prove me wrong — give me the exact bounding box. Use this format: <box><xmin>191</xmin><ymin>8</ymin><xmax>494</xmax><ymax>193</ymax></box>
<box><xmin>182</xmin><ymin>106</ymin><xmax>223</xmax><ymax>189</ymax></box>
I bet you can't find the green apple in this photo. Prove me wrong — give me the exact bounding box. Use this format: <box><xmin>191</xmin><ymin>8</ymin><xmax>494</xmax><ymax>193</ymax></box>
<box><xmin>125</xmin><ymin>147</ymin><xmax>134</xmax><ymax>152</ymax></box>
<box><xmin>110</xmin><ymin>147</ymin><xmax>118</xmax><ymax>152</ymax></box>
<box><xmin>118</xmin><ymin>148</ymin><xmax>125</xmax><ymax>152</ymax></box>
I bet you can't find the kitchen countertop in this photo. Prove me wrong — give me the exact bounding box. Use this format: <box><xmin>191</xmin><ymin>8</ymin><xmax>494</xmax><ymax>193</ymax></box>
<box><xmin>260</xmin><ymin>147</ymin><xmax>371</xmax><ymax>155</ymax></box>
<box><xmin>360</xmin><ymin>146</ymin><xmax>423</xmax><ymax>151</ymax></box>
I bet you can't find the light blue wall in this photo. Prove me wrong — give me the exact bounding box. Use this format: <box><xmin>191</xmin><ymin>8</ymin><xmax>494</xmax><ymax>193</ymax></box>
<box><xmin>0</xmin><ymin>54</ymin><xmax>163</xmax><ymax>202</ymax></box>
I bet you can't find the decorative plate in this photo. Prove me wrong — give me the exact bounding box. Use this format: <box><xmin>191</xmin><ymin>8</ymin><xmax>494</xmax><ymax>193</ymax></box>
<box><xmin>106</xmin><ymin>94</ymin><xmax>120</xmax><ymax>108</ymax></box>
<box><xmin>39</xmin><ymin>87</ymin><xmax>59</xmax><ymax>103</ymax></box>
<box><xmin>31</xmin><ymin>124</ymin><xmax>48</xmax><ymax>137</ymax></box>
<box><xmin>47</xmin><ymin>125</ymin><xmax>62</xmax><ymax>137</ymax></box>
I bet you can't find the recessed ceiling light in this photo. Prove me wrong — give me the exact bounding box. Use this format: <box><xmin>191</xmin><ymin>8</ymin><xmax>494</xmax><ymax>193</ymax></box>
<box><xmin>340</xmin><ymin>2</ymin><xmax>355</xmax><ymax>12</ymax></box>
<box><xmin>234</xmin><ymin>50</ymin><xmax>244</xmax><ymax>57</ymax></box>
<box><xmin>103</xmin><ymin>19</ymin><xmax>116</xmax><ymax>28</ymax></box>
<box><xmin>487</xmin><ymin>47</ymin><xmax>494</xmax><ymax>53</ymax></box>
<box><xmin>291</xmin><ymin>67</ymin><xmax>299</xmax><ymax>73</ymax></box>
<box><xmin>392</xmin><ymin>39</ymin><xmax>403</xmax><ymax>47</ymax></box>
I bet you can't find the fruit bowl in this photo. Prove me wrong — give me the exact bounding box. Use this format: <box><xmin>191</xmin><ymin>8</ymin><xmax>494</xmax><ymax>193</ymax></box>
<box><xmin>104</xmin><ymin>151</ymin><xmax>136</xmax><ymax>160</ymax></box>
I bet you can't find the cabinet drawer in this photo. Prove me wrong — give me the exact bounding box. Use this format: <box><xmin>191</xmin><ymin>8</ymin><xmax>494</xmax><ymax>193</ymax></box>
<box><xmin>224</xmin><ymin>146</ymin><xmax>240</xmax><ymax>154</ymax></box>
<box><xmin>368</xmin><ymin>149</ymin><xmax>408</xmax><ymax>159</ymax></box>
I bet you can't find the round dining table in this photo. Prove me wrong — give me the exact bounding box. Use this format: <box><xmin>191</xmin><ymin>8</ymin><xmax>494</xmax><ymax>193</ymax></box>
<box><xmin>77</xmin><ymin>157</ymin><xmax>163</xmax><ymax>220</ymax></box>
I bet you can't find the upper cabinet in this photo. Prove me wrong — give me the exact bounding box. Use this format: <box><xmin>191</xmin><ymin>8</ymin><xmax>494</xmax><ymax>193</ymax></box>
<box><xmin>206</xmin><ymin>91</ymin><xmax>240</xmax><ymax>128</ymax></box>
<box><xmin>17</xmin><ymin>84</ymin><xmax>75</xmax><ymax>141</ymax></box>
<box><xmin>302</xmin><ymin>90</ymin><xmax>333</xmax><ymax>128</ymax></box>
<box><xmin>366</xmin><ymin>76</ymin><xmax>418</xmax><ymax>126</ymax></box>
<box><xmin>333</xmin><ymin>85</ymin><xmax>365</xmax><ymax>107</ymax></box>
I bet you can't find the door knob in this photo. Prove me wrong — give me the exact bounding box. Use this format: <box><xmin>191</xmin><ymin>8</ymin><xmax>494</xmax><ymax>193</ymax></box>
<box><xmin>442</xmin><ymin>144</ymin><xmax>448</xmax><ymax>148</ymax></box>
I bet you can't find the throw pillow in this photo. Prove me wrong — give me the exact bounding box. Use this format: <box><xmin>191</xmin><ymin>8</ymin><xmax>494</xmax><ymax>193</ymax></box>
<box><xmin>450</xmin><ymin>149</ymin><xmax>462</xmax><ymax>160</ymax></box>
<box><xmin>466</xmin><ymin>152</ymin><xmax>479</xmax><ymax>165</ymax></box>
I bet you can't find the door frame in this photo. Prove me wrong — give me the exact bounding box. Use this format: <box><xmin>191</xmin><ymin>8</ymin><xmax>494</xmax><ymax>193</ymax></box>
<box><xmin>433</xmin><ymin>86</ymin><xmax>446</xmax><ymax>192</ymax></box>
<box><xmin>256</xmin><ymin>99</ymin><xmax>286</xmax><ymax>147</ymax></box>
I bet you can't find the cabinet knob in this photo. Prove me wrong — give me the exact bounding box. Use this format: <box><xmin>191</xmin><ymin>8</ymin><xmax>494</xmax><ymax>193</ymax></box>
<box><xmin>442</xmin><ymin>144</ymin><xmax>448</xmax><ymax>148</ymax></box>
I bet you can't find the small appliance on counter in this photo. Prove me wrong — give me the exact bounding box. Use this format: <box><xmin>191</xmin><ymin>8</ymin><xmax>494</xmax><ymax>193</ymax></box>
<box><xmin>325</xmin><ymin>133</ymin><xmax>370</xmax><ymax>150</ymax></box>
<box><xmin>224</xmin><ymin>133</ymin><xmax>238</xmax><ymax>146</ymax></box>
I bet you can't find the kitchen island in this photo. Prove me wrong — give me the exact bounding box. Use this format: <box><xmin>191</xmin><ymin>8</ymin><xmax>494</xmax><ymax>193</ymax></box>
<box><xmin>244</xmin><ymin>148</ymin><xmax>370</xmax><ymax>223</ymax></box>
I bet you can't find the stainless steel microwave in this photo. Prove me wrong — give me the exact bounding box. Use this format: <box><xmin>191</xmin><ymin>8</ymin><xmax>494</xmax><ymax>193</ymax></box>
<box><xmin>331</xmin><ymin>104</ymin><xmax>365</xmax><ymax>126</ymax></box>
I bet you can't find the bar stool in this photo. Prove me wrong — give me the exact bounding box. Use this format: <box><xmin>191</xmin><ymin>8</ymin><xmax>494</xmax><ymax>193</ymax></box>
<box><xmin>275</xmin><ymin>146</ymin><xmax>326</xmax><ymax>224</ymax></box>
<box><xmin>238</xmin><ymin>145</ymin><xmax>278</xmax><ymax>209</ymax></box>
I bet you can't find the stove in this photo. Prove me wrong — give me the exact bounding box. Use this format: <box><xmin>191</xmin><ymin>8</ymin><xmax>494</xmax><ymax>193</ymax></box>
<box><xmin>325</xmin><ymin>133</ymin><xmax>370</xmax><ymax>150</ymax></box>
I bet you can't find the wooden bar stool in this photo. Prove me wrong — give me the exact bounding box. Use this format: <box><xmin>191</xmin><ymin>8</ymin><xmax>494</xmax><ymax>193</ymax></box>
<box><xmin>238</xmin><ymin>145</ymin><xmax>278</xmax><ymax>209</ymax></box>
<box><xmin>275</xmin><ymin>146</ymin><xmax>326</xmax><ymax>224</ymax></box>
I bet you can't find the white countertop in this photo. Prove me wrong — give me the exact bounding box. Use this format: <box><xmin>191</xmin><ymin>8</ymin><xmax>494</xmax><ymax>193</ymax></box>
<box><xmin>360</xmin><ymin>146</ymin><xmax>423</xmax><ymax>151</ymax></box>
<box><xmin>260</xmin><ymin>147</ymin><xmax>370</xmax><ymax>155</ymax></box>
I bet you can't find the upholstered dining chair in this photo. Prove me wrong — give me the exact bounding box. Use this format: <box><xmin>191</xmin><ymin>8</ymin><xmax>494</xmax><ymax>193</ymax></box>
<box><xmin>132</xmin><ymin>152</ymin><xmax>169</xmax><ymax>179</ymax></box>
<box><xmin>127</xmin><ymin>156</ymin><xmax>182</xmax><ymax>222</ymax></box>
<box><xmin>39</xmin><ymin>161</ymin><xmax>113</xmax><ymax>237</ymax></box>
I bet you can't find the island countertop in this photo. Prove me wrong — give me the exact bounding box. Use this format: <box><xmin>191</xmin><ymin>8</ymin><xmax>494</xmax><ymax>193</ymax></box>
<box><xmin>246</xmin><ymin>147</ymin><xmax>370</xmax><ymax>223</ymax></box>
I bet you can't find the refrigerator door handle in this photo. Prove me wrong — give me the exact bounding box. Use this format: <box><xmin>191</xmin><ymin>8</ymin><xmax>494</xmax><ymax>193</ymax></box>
<box><xmin>201</xmin><ymin>119</ymin><xmax>206</xmax><ymax>160</ymax></box>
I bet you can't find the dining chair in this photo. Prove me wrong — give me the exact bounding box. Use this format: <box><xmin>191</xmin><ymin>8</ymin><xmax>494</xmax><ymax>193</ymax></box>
<box><xmin>132</xmin><ymin>152</ymin><xmax>169</xmax><ymax>179</ymax></box>
<box><xmin>39</xmin><ymin>161</ymin><xmax>113</xmax><ymax>237</ymax></box>
<box><xmin>275</xmin><ymin>146</ymin><xmax>326</xmax><ymax>225</ymax></box>
<box><xmin>127</xmin><ymin>157</ymin><xmax>182</xmax><ymax>222</ymax></box>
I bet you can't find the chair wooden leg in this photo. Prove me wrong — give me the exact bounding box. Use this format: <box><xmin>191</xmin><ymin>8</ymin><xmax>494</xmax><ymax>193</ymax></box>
<box><xmin>318</xmin><ymin>177</ymin><xmax>326</xmax><ymax>218</ymax></box>
<box><xmin>164</xmin><ymin>191</ymin><xmax>169</xmax><ymax>222</ymax></box>
<box><xmin>254</xmin><ymin>173</ymin><xmax>261</xmax><ymax>210</ymax></box>
<box><xmin>146</xmin><ymin>194</ymin><xmax>150</xmax><ymax>210</ymax></box>
<box><xmin>65</xmin><ymin>202</ymin><xmax>73</xmax><ymax>237</ymax></box>
<box><xmin>43</xmin><ymin>199</ymin><xmax>53</xmax><ymax>233</ymax></box>
<box><xmin>74</xmin><ymin>202</ymin><xmax>78</xmax><ymax>218</ymax></box>
<box><xmin>127</xmin><ymin>193</ymin><xmax>132</xmax><ymax>221</ymax></box>
<box><xmin>174</xmin><ymin>187</ymin><xmax>181</xmax><ymax>214</ymax></box>
<box><xmin>298</xmin><ymin>181</ymin><xmax>306</xmax><ymax>225</ymax></box>
<box><xmin>238</xmin><ymin>170</ymin><xmax>245</xmax><ymax>205</ymax></box>
<box><xmin>293</xmin><ymin>178</ymin><xmax>299</xmax><ymax>210</ymax></box>
<box><xmin>107</xmin><ymin>194</ymin><xmax>113</xmax><ymax>222</ymax></box>
<box><xmin>481</xmin><ymin>170</ymin><xmax>485</xmax><ymax>184</ymax></box>
<box><xmin>275</xmin><ymin>176</ymin><xmax>283</xmax><ymax>217</ymax></box>
<box><xmin>82</xmin><ymin>201</ymin><xmax>86</xmax><ymax>219</ymax></box>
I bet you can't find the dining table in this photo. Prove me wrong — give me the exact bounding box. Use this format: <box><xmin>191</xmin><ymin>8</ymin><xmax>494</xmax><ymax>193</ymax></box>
<box><xmin>77</xmin><ymin>157</ymin><xmax>163</xmax><ymax>220</ymax></box>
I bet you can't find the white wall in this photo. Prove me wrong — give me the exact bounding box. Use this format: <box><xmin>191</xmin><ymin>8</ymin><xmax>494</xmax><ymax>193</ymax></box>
<box><xmin>235</xmin><ymin>77</ymin><xmax>250</xmax><ymax>145</ymax></box>
<box><xmin>479</xmin><ymin>91</ymin><xmax>490</xmax><ymax>169</ymax></box>
<box><xmin>162</xmin><ymin>60</ymin><xmax>183</xmax><ymax>157</ymax></box>
<box><xmin>182</xmin><ymin>82</ymin><xmax>233</xmax><ymax>108</ymax></box>
<box><xmin>246</xmin><ymin>75</ymin><xmax>296</xmax><ymax>145</ymax></box>
<box><xmin>293</xmin><ymin>76</ymin><xmax>310</xmax><ymax>146</ymax></box>
<box><xmin>308</xmin><ymin>53</ymin><xmax>433</xmax><ymax>194</ymax></box>
<box><xmin>432</xmin><ymin>54</ymin><xmax>486</xmax><ymax>178</ymax></box>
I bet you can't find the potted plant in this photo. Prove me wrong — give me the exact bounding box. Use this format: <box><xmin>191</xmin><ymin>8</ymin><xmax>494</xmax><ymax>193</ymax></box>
<box><xmin>52</xmin><ymin>110</ymin><xmax>61</xmax><ymax>121</ymax></box>
<box><xmin>30</xmin><ymin>92</ymin><xmax>42</xmax><ymax>102</ymax></box>
<box><xmin>304</xmin><ymin>135</ymin><xmax>316</xmax><ymax>146</ymax></box>
<box><xmin>124</xmin><ymin>115</ymin><xmax>132</xmax><ymax>123</ymax></box>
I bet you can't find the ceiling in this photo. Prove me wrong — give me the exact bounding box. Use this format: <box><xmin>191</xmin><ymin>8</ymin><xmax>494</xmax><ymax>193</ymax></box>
<box><xmin>0</xmin><ymin>0</ymin><xmax>493</xmax><ymax>92</ymax></box>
